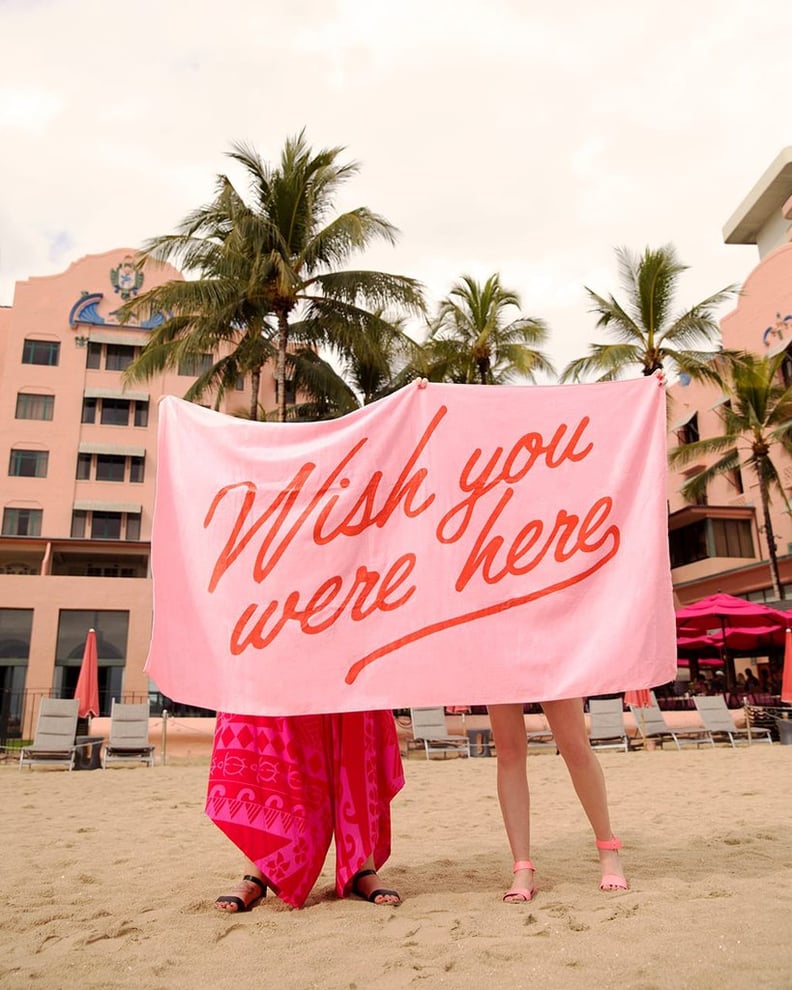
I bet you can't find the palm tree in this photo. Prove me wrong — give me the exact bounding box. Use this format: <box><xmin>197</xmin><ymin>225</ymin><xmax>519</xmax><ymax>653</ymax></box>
<box><xmin>264</xmin><ymin>312</ymin><xmax>422</xmax><ymax>421</ymax></box>
<box><xmin>668</xmin><ymin>351</ymin><xmax>792</xmax><ymax>600</ymax></box>
<box><xmin>560</xmin><ymin>244</ymin><xmax>736</xmax><ymax>383</ymax></box>
<box><xmin>423</xmin><ymin>273</ymin><xmax>555</xmax><ymax>384</ymax></box>
<box><xmin>119</xmin><ymin>130</ymin><xmax>425</xmax><ymax>421</ymax></box>
<box><xmin>333</xmin><ymin>312</ymin><xmax>424</xmax><ymax>404</ymax></box>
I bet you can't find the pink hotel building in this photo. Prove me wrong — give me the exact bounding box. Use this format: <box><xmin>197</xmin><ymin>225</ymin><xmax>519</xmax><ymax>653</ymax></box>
<box><xmin>0</xmin><ymin>248</ymin><xmax>274</xmax><ymax>735</ymax></box>
<box><xmin>1</xmin><ymin>148</ymin><xmax>792</xmax><ymax>736</ymax></box>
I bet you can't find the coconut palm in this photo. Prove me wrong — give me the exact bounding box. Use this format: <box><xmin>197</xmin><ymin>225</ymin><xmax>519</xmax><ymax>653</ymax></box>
<box><xmin>334</xmin><ymin>312</ymin><xmax>424</xmax><ymax>404</ymax></box>
<box><xmin>423</xmin><ymin>273</ymin><xmax>554</xmax><ymax>385</ymax></box>
<box><xmin>668</xmin><ymin>351</ymin><xmax>792</xmax><ymax>599</ymax></box>
<box><xmin>119</xmin><ymin>130</ymin><xmax>425</xmax><ymax>421</ymax></box>
<box><xmin>257</xmin><ymin>311</ymin><xmax>422</xmax><ymax>421</ymax></box>
<box><xmin>560</xmin><ymin>244</ymin><xmax>737</xmax><ymax>383</ymax></box>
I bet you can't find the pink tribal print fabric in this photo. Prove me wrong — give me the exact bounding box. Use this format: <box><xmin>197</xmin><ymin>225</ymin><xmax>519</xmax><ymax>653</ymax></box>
<box><xmin>205</xmin><ymin>710</ymin><xmax>404</xmax><ymax>908</ymax></box>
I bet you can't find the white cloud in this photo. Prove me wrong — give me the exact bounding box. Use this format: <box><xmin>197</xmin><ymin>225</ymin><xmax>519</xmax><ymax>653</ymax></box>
<box><xmin>1</xmin><ymin>0</ymin><xmax>791</xmax><ymax>373</ymax></box>
<box><xmin>0</xmin><ymin>87</ymin><xmax>61</xmax><ymax>132</ymax></box>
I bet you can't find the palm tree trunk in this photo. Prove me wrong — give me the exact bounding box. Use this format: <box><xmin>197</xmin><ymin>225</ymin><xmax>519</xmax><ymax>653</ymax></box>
<box><xmin>758</xmin><ymin>464</ymin><xmax>783</xmax><ymax>600</ymax></box>
<box><xmin>276</xmin><ymin>311</ymin><xmax>289</xmax><ymax>424</ymax></box>
<box><xmin>249</xmin><ymin>367</ymin><xmax>261</xmax><ymax>421</ymax></box>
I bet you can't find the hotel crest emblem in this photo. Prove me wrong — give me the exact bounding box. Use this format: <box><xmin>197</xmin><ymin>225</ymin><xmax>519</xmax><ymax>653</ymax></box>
<box><xmin>110</xmin><ymin>255</ymin><xmax>144</xmax><ymax>301</ymax></box>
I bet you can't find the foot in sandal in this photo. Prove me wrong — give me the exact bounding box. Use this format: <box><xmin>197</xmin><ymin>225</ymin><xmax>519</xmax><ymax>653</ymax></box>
<box><xmin>503</xmin><ymin>860</ymin><xmax>536</xmax><ymax>902</ymax></box>
<box><xmin>596</xmin><ymin>837</ymin><xmax>628</xmax><ymax>891</ymax></box>
<box><xmin>214</xmin><ymin>873</ymin><xmax>267</xmax><ymax>912</ymax></box>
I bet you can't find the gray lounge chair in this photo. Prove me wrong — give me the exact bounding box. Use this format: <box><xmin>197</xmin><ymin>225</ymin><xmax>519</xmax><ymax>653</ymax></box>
<box><xmin>525</xmin><ymin>714</ymin><xmax>556</xmax><ymax>751</ymax></box>
<box><xmin>409</xmin><ymin>707</ymin><xmax>470</xmax><ymax>759</ymax></box>
<box><xmin>629</xmin><ymin>695</ymin><xmax>713</xmax><ymax>749</ymax></box>
<box><xmin>588</xmin><ymin>698</ymin><xmax>631</xmax><ymax>752</ymax></box>
<box><xmin>19</xmin><ymin>698</ymin><xmax>81</xmax><ymax>771</ymax></box>
<box><xmin>102</xmin><ymin>701</ymin><xmax>156</xmax><ymax>767</ymax></box>
<box><xmin>693</xmin><ymin>696</ymin><xmax>773</xmax><ymax>747</ymax></box>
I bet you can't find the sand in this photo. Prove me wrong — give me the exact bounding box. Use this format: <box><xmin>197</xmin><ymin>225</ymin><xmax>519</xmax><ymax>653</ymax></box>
<box><xmin>2</xmin><ymin>739</ymin><xmax>791</xmax><ymax>990</ymax></box>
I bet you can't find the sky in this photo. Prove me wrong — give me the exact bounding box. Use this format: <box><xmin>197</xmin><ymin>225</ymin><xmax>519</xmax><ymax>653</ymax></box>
<box><xmin>1</xmin><ymin>0</ymin><xmax>791</xmax><ymax>375</ymax></box>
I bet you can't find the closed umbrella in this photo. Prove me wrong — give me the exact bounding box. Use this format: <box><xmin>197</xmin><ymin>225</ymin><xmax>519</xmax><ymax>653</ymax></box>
<box><xmin>74</xmin><ymin>628</ymin><xmax>100</xmax><ymax>721</ymax></box>
<box><xmin>623</xmin><ymin>689</ymin><xmax>652</xmax><ymax>741</ymax></box>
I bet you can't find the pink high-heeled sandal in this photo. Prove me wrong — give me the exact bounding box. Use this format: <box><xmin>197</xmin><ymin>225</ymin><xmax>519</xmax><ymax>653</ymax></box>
<box><xmin>596</xmin><ymin>836</ymin><xmax>629</xmax><ymax>891</ymax></box>
<box><xmin>502</xmin><ymin>859</ymin><xmax>537</xmax><ymax>902</ymax></box>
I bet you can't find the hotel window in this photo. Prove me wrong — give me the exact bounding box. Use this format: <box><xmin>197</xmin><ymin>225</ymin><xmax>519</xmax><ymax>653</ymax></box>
<box><xmin>105</xmin><ymin>344</ymin><xmax>137</xmax><ymax>372</ymax></box>
<box><xmin>75</xmin><ymin>453</ymin><xmax>145</xmax><ymax>482</ymax></box>
<box><xmin>274</xmin><ymin>378</ymin><xmax>296</xmax><ymax>405</ymax></box>
<box><xmin>88</xmin><ymin>511</ymin><xmax>122</xmax><ymax>540</ymax></box>
<box><xmin>100</xmin><ymin>398</ymin><xmax>130</xmax><ymax>426</ymax></box>
<box><xmin>76</xmin><ymin>453</ymin><xmax>91</xmax><ymax>480</ymax></box>
<box><xmin>86</xmin><ymin>342</ymin><xmax>102</xmax><ymax>369</ymax></box>
<box><xmin>15</xmin><ymin>393</ymin><xmax>55</xmax><ymax>421</ymax></box>
<box><xmin>126</xmin><ymin>512</ymin><xmax>142</xmax><ymax>541</ymax></box>
<box><xmin>782</xmin><ymin>350</ymin><xmax>792</xmax><ymax>388</ymax></box>
<box><xmin>711</xmin><ymin>518</ymin><xmax>754</xmax><ymax>557</ymax></box>
<box><xmin>2</xmin><ymin>508</ymin><xmax>43</xmax><ymax>536</ymax></box>
<box><xmin>81</xmin><ymin>397</ymin><xmax>146</xmax><ymax>427</ymax></box>
<box><xmin>178</xmin><ymin>353</ymin><xmax>213</xmax><ymax>377</ymax></box>
<box><xmin>129</xmin><ymin>456</ymin><xmax>145</xmax><ymax>483</ymax></box>
<box><xmin>56</xmin><ymin>609</ymin><xmax>128</xmax><ymax>663</ymax></box>
<box><xmin>71</xmin><ymin>509</ymin><xmax>141</xmax><ymax>541</ymax></box>
<box><xmin>669</xmin><ymin>518</ymin><xmax>754</xmax><ymax>568</ymax></box>
<box><xmin>95</xmin><ymin>454</ymin><xmax>126</xmax><ymax>482</ymax></box>
<box><xmin>9</xmin><ymin>449</ymin><xmax>49</xmax><ymax>478</ymax></box>
<box><xmin>676</xmin><ymin>413</ymin><xmax>699</xmax><ymax>446</ymax></box>
<box><xmin>22</xmin><ymin>339</ymin><xmax>60</xmax><ymax>366</ymax></box>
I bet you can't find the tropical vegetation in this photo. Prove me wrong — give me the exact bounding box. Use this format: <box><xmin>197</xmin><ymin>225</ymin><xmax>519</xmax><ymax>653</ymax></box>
<box><xmin>119</xmin><ymin>130</ymin><xmax>425</xmax><ymax>421</ymax></box>
<box><xmin>560</xmin><ymin>244</ymin><xmax>736</xmax><ymax>383</ymax></box>
<box><xmin>668</xmin><ymin>351</ymin><xmax>792</xmax><ymax>600</ymax></box>
<box><xmin>421</xmin><ymin>273</ymin><xmax>555</xmax><ymax>384</ymax></box>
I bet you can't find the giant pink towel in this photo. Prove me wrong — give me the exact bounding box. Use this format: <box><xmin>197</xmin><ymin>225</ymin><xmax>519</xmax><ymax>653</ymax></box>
<box><xmin>147</xmin><ymin>376</ymin><xmax>676</xmax><ymax>714</ymax></box>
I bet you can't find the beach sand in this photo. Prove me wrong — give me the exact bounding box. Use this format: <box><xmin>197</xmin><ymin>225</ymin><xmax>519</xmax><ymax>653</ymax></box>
<box><xmin>2</xmin><ymin>739</ymin><xmax>791</xmax><ymax>990</ymax></box>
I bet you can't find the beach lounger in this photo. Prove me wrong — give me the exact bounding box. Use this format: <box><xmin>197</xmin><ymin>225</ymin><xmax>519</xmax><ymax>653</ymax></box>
<box><xmin>526</xmin><ymin>715</ymin><xmax>556</xmax><ymax>751</ymax></box>
<box><xmin>409</xmin><ymin>707</ymin><xmax>470</xmax><ymax>759</ymax></box>
<box><xmin>693</xmin><ymin>696</ymin><xmax>773</xmax><ymax>747</ymax></box>
<box><xmin>19</xmin><ymin>698</ymin><xmax>81</xmax><ymax>771</ymax></box>
<box><xmin>587</xmin><ymin>698</ymin><xmax>632</xmax><ymax>752</ymax></box>
<box><xmin>629</xmin><ymin>695</ymin><xmax>713</xmax><ymax>749</ymax></box>
<box><xmin>102</xmin><ymin>701</ymin><xmax>156</xmax><ymax>768</ymax></box>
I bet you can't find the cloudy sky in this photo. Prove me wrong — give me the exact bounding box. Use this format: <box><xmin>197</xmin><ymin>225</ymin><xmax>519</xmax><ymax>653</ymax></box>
<box><xmin>1</xmin><ymin>0</ymin><xmax>790</xmax><ymax>374</ymax></box>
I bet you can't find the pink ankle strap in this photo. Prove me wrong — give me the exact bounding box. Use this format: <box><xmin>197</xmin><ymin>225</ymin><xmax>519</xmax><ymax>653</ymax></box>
<box><xmin>596</xmin><ymin>836</ymin><xmax>622</xmax><ymax>851</ymax></box>
<box><xmin>513</xmin><ymin>860</ymin><xmax>535</xmax><ymax>873</ymax></box>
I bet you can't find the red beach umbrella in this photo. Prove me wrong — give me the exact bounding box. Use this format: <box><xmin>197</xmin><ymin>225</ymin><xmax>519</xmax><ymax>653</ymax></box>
<box><xmin>676</xmin><ymin>595</ymin><xmax>789</xmax><ymax>687</ymax></box>
<box><xmin>676</xmin><ymin>593</ymin><xmax>788</xmax><ymax>636</ymax></box>
<box><xmin>782</xmin><ymin>627</ymin><xmax>792</xmax><ymax>705</ymax></box>
<box><xmin>74</xmin><ymin>628</ymin><xmax>100</xmax><ymax>719</ymax></box>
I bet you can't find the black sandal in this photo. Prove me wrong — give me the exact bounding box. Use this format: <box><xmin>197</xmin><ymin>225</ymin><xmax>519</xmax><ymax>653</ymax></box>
<box><xmin>350</xmin><ymin>868</ymin><xmax>401</xmax><ymax>906</ymax></box>
<box><xmin>214</xmin><ymin>874</ymin><xmax>267</xmax><ymax>912</ymax></box>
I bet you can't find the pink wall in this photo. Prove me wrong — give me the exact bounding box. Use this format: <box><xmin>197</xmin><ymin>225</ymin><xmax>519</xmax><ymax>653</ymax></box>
<box><xmin>0</xmin><ymin>249</ymin><xmax>275</xmax><ymax>705</ymax></box>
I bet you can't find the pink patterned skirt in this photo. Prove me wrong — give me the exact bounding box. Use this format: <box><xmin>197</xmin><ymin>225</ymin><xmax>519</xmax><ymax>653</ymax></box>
<box><xmin>205</xmin><ymin>710</ymin><xmax>404</xmax><ymax>908</ymax></box>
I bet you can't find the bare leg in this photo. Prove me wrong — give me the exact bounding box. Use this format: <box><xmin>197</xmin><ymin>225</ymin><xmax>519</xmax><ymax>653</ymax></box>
<box><xmin>214</xmin><ymin>862</ymin><xmax>270</xmax><ymax>912</ymax></box>
<box><xmin>488</xmin><ymin>703</ymin><xmax>535</xmax><ymax>900</ymax></box>
<box><xmin>542</xmin><ymin>698</ymin><xmax>627</xmax><ymax>889</ymax></box>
